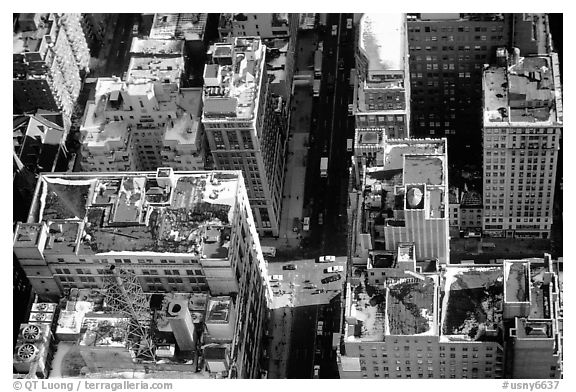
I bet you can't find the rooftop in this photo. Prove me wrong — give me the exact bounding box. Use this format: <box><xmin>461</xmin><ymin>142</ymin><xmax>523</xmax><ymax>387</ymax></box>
<box><xmin>483</xmin><ymin>55</ymin><xmax>561</xmax><ymax>126</ymax></box>
<box><xmin>344</xmin><ymin>272</ymin><xmax>437</xmax><ymax>342</ymax></box>
<box><xmin>79</xmin><ymin>316</ymin><xmax>131</xmax><ymax>348</ymax></box>
<box><xmin>359</xmin><ymin>14</ymin><xmax>406</xmax><ymax>73</ymax></box>
<box><xmin>206</xmin><ymin>297</ymin><xmax>232</xmax><ymax>324</ymax></box>
<box><xmin>130</xmin><ymin>38</ymin><xmax>185</xmax><ymax>56</ymax></box>
<box><xmin>21</xmin><ymin>171</ymin><xmax>243</xmax><ymax>258</ymax></box>
<box><xmin>363</xmin><ymin>139</ymin><xmax>447</xmax><ymax>218</ymax></box>
<box><xmin>150</xmin><ymin>13</ymin><xmax>207</xmax><ymax>41</ymax></box>
<box><xmin>441</xmin><ymin>266</ymin><xmax>504</xmax><ymax>341</ymax></box>
<box><xmin>13</xmin><ymin>14</ymin><xmax>53</xmax><ymax>55</ymax></box>
<box><xmin>460</xmin><ymin>190</ymin><xmax>482</xmax><ymax>207</ymax></box>
<box><xmin>13</xmin><ymin>113</ymin><xmax>66</xmax><ymax>172</ymax></box>
<box><xmin>127</xmin><ymin>57</ymin><xmax>184</xmax><ymax>85</ymax></box>
<box><xmin>202</xmin><ymin>37</ymin><xmax>265</xmax><ymax>121</ymax></box>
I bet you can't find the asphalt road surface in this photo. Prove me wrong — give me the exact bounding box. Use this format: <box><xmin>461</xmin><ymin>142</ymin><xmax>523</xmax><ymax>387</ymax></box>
<box><xmin>266</xmin><ymin>13</ymin><xmax>355</xmax><ymax>379</ymax></box>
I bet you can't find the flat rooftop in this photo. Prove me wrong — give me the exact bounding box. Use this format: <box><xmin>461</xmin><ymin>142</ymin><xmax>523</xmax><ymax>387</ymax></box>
<box><xmin>441</xmin><ymin>266</ymin><xmax>504</xmax><ymax>341</ymax></box>
<box><xmin>20</xmin><ymin>171</ymin><xmax>242</xmax><ymax>258</ymax></box>
<box><xmin>359</xmin><ymin>14</ymin><xmax>405</xmax><ymax>72</ymax></box>
<box><xmin>363</xmin><ymin>139</ymin><xmax>447</xmax><ymax>217</ymax></box>
<box><xmin>344</xmin><ymin>273</ymin><xmax>437</xmax><ymax>341</ymax></box>
<box><xmin>202</xmin><ymin>37</ymin><xmax>265</xmax><ymax>121</ymax></box>
<box><xmin>483</xmin><ymin>55</ymin><xmax>561</xmax><ymax>126</ymax></box>
<box><xmin>80</xmin><ymin>317</ymin><xmax>130</xmax><ymax>348</ymax></box>
<box><xmin>127</xmin><ymin>57</ymin><xmax>184</xmax><ymax>85</ymax></box>
<box><xmin>130</xmin><ymin>38</ymin><xmax>185</xmax><ymax>56</ymax></box>
<box><xmin>150</xmin><ymin>13</ymin><xmax>207</xmax><ymax>40</ymax></box>
<box><xmin>206</xmin><ymin>297</ymin><xmax>232</xmax><ymax>324</ymax></box>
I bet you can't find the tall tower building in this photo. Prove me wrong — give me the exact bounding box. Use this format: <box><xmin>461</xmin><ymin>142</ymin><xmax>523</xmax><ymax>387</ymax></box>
<box><xmin>481</xmin><ymin>51</ymin><xmax>562</xmax><ymax>239</ymax></box>
<box><xmin>201</xmin><ymin>37</ymin><xmax>288</xmax><ymax>237</ymax></box>
<box><xmin>353</xmin><ymin>14</ymin><xmax>410</xmax><ymax>163</ymax></box>
<box><xmin>13</xmin><ymin>168</ymin><xmax>273</xmax><ymax>378</ymax></box>
<box><xmin>13</xmin><ymin>13</ymin><xmax>90</xmax><ymax>125</ymax></box>
<box><xmin>405</xmin><ymin>13</ymin><xmax>552</xmax><ymax>166</ymax></box>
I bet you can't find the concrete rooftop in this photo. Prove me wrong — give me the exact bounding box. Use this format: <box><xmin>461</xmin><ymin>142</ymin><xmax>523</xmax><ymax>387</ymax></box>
<box><xmin>202</xmin><ymin>37</ymin><xmax>265</xmax><ymax>121</ymax></box>
<box><xmin>21</xmin><ymin>171</ymin><xmax>243</xmax><ymax>258</ymax></box>
<box><xmin>483</xmin><ymin>55</ymin><xmax>560</xmax><ymax>126</ymax></box>
<box><xmin>359</xmin><ymin>14</ymin><xmax>405</xmax><ymax>72</ymax></box>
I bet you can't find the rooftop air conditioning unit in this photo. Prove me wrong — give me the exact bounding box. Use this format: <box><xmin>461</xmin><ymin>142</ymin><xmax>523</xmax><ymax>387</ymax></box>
<box><xmin>21</xmin><ymin>325</ymin><xmax>42</xmax><ymax>342</ymax></box>
<box><xmin>15</xmin><ymin>344</ymin><xmax>38</xmax><ymax>362</ymax></box>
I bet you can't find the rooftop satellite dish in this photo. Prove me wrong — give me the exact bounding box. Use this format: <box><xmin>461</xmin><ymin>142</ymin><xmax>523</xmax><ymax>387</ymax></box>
<box><xmin>407</xmin><ymin>187</ymin><xmax>423</xmax><ymax>208</ymax></box>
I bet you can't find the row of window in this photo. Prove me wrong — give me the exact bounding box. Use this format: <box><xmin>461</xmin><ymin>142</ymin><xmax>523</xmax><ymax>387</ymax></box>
<box><xmin>408</xmin><ymin>26</ymin><xmax>504</xmax><ymax>34</ymax></box>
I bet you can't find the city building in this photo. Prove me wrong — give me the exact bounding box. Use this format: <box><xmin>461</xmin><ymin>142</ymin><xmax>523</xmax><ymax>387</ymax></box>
<box><xmin>130</xmin><ymin>37</ymin><xmax>185</xmax><ymax>58</ymax></box>
<box><xmin>13</xmin><ymin>168</ymin><xmax>273</xmax><ymax>378</ymax></box>
<box><xmin>406</xmin><ymin>13</ymin><xmax>552</xmax><ymax>166</ymax></box>
<box><xmin>353</xmin><ymin>14</ymin><xmax>411</xmax><ymax>163</ymax></box>
<box><xmin>150</xmin><ymin>13</ymin><xmax>208</xmax><ymax>41</ymax></box>
<box><xmin>13</xmin><ymin>112</ymin><xmax>70</xmax><ymax>223</ymax></box>
<box><xmin>349</xmin><ymin>138</ymin><xmax>449</xmax><ymax>265</ymax></box>
<box><xmin>13</xmin><ymin>13</ymin><xmax>90</xmax><ymax>125</ymax></box>
<box><xmin>448</xmin><ymin>187</ymin><xmax>460</xmax><ymax>237</ymax></box>
<box><xmin>218</xmin><ymin>14</ymin><xmax>298</xmax><ymax>105</ymax></box>
<box><xmin>337</xmin><ymin>254</ymin><xmax>562</xmax><ymax>379</ymax></box>
<box><xmin>218</xmin><ymin>14</ymin><xmax>298</xmax><ymax>40</ymax></box>
<box><xmin>482</xmin><ymin>51</ymin><xmax>562</xmax><ymax>239</ymax></box>
<box><xmin>79</xmin><ymin>76</ymin><xmax>205</xmax><ymax>172</ymax></box>
<box><xmin>460</xmin><ymin>189</ymin><xmax>483</xmax><ymax>232</ymax></box>
<box><xmin>201</xmin><ymin>37</ymin><xmax>288</xmax><ymax>237</ymax></box>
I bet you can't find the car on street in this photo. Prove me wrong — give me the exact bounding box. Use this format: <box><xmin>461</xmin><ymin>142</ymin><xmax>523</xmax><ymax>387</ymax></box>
<box><xmin>318</xmin><ymin>213</ymin><xmax>324</xmax><ymax>225</ymax></box>
<box><xmin>271</xmin><ymin>282</ymin><xmax>281</xmax><ymax>288</ymax></box>
<box><xmin>283</xmin><ymin>264</ymin><xmax>297</xmax><ymax>270</ymax></box>
<box><xmin>316</xmin><ymin>321</ymin><xmax>323</xmax><ymax>335</ymax></box>
<box><xmin>271</xmin><ymin>275</ymin><xmax>283</xmax><ymax>281</ymax></box>
<box><xmin>304</xmin><ymin>285</ymin><xmax>316</xmax><ymax>290</ymax></box>
<box><xmin>324</xmin><ymin>266</ymin><xmax>344</xmax><ymax>273</ymax></box>
<box><xmin>332</xmin><ymin>25</ymin><xmax>338</xmax><ymax>36</ymax></box>
<box><xmin>313</xmin><ymin>365</ymin><xmax>320</xmax><ymax>379</ymax></box>
<box><xmin>317</xmin><ymin>255</ymin><xmax>336</xmax><ymax>263</ymax></box>
<box><xmin>346</xmin><ymin>18</ymin><xmax>353</xmax><ymax>29</ymax></box>
<box><xmin>303</xmin><ymin>279</ymin><xmax>311</xmax><ymax>283</ymax></box>
<box><xmin>321</xmin><ymin>274</ymin><xmax>342</xmax><ymax>284</ymax></box>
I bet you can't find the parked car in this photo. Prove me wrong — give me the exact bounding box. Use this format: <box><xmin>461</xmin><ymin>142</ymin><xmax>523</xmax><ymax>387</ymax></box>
<box><xmin>271</xmin><ymin>275</ymin><xmax>283</xmax><ymax>281</ymax></box>
<box><xmin>304</xmin><ymin>285</ymin><xmax>316</xmax><ymax>290</ymax></box>
<box><xmin>313</xmin><ymin>365</ymin><xmax>320</xmax><ymax>378</ymax></box>
<box><xmin>346</xmin><ymin>18</ymin><xmax>353</xmax><ymax>29</ymax></box>
<box><xmin>325</xmin><ymin>265</ymin><xmax>344</xmax><ymax>273</ymax></box>
<box><xmin>332</xmin><ymin>25</ymin><xmax>338</xmax><ymax>36</ymax></box>
<box><xmin>283</xmin><ymin>264</ymin><xmax>297</xmax><ymax>270</ymax></box>
<box><xmin>316</xmin><ymin>321</ymin><xmax>323</xmax><ymax>335</ymax></box>
<box><xmin>317</xmin><ymin>255</ymin><xmax>336</xmax><ymax>263</ymax></box>
<box><xmin>321</xmin><ymin>274</ymin><xmax>342</xmax><ymax>284</ymax></box>
<box><xmin>271</xmin><ymin>282</ymin><xmax>281</xmax><ymax>288</ymax></box>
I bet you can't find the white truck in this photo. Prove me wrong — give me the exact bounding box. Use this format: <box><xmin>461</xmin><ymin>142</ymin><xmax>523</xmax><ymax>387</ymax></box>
<box><xmin>320</xmin><ymin>157</ymin><xmax>328</xmax><ymax>178</ymax></box>
<box><xmin>313</xmin><ymin>79</ymin><xmax>321</xmax><ymax>97</ymax></box>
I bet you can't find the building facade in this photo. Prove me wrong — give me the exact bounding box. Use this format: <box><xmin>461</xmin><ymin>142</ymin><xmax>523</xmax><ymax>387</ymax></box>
<box><xmin>202</xmin><ymin>37</ymin><xmax>288</xmax><ymax>237</ymax></box>
<box><xmin>13</xmin><ymin>13</ymin><xmax>90</xmax><ymax>125</ymax></box>
<box><xmin>353</xmin><ymin>14</ymin><xmax>410</xmax><ymax>163</ymax></box>
<box><xmin>13</xmin><ymin>168</ymin><xmax>273</xmax><ymax>378</ymax></box>
<box><xmin>482</xmin><ymin>51</ymin><xmax>562</xmax><ymax>239</ymax></box>
<box><xmin>406</xmin><ymin>13</ymin><xmax>552</xmax><ymax>166</ymax></box>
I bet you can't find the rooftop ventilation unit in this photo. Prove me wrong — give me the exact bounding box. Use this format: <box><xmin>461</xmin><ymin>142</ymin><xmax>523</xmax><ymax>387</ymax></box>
<box><xmin>15</xmin><ymin>343</ymin><xmax>38</xmax><ymax>362</ymax></box>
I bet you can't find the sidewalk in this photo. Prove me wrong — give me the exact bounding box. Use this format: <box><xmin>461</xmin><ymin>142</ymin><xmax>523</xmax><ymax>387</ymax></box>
<box><xmin>266</xmin><ymin>307</ymin><xmax>294</xmax><ymax>379</ymax></box>
<box><xmin>262</xmin><ymin>32</ymin><xmax>318</xmax><ymax>255</ymax></box>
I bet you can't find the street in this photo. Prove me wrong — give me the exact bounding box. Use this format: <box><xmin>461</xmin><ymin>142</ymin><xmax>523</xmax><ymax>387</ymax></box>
<box><xmin>264</xmin><ymin>13</ymin><xmax>355</xmax><ymax>379</ymax></box>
